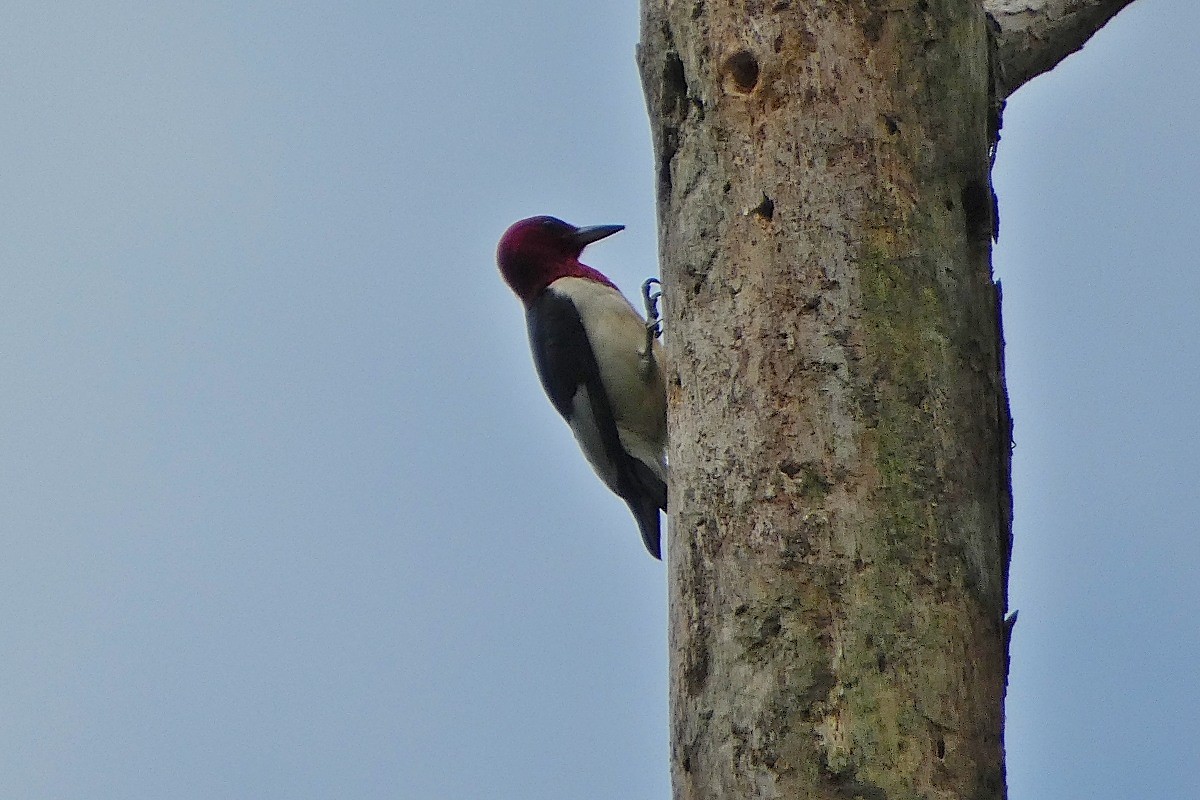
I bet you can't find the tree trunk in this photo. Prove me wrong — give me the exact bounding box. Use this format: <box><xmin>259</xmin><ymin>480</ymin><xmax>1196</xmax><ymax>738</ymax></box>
<box><xmin>638</xmin><ymin>2</ymin><xmax>1013</xmax><ymax>797</ymax></box>
<box><xmin>637</xmin><ymin>1</ymin><xmax>1132</xmax><ymax>797</ymax></box>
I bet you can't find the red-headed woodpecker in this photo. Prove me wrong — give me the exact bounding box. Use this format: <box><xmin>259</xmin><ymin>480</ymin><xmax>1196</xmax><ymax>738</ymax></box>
<box><xmin>497</xmin><ymin>216</ymin><xmax>667</xmax><ymax>559</ymax></box>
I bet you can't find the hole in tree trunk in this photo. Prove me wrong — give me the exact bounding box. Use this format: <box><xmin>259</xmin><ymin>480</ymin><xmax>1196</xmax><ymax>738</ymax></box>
<box><xmin>722</xmin><ymin>50</ymin><xmax>759</xmax><ymax>94</ymax></box>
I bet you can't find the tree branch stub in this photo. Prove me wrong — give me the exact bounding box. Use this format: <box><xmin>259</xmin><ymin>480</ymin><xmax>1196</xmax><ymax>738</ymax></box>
<box><xmin>985</xmin><ymin>0</ymin><xmax>1139</xmax><ymax>97</ymax></box>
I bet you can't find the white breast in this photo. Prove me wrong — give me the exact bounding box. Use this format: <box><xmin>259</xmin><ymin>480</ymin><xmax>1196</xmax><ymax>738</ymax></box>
<box><xmin>549</xmin><ymin>276</ymin><xmax>668</xmax><ymax>484</ymax></box>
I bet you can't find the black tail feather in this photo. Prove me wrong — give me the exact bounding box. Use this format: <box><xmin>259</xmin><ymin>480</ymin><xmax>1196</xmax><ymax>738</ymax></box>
<box><xmin>626</xmin><ymin>460</ymin><xmax>667</xmax><ymax>559</ymax></box>
<box><xmin>629</xmin><ymin>494</ymin><xmax>663</xmax><ymax>559</ymax></box>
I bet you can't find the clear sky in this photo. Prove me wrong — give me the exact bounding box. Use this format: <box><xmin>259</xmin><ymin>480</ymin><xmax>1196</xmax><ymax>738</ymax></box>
<box><xmin>1</xmin><ymin>2</ymin><xmax>1196</xmax><ymax>798</ymax></box>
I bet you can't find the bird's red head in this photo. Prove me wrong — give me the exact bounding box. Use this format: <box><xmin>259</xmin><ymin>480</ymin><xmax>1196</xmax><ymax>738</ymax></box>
<box><xmin>497</xmin><ymin>216</ymin><xmax>623</xmax><ymax>305</ymax></box>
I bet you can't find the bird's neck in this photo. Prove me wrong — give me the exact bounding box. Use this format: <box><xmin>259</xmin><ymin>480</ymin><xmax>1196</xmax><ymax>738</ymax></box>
<box><xmin>523</xmin><ymin>259</ymin><xmax>617</xmax><ymax>305</ymax></box>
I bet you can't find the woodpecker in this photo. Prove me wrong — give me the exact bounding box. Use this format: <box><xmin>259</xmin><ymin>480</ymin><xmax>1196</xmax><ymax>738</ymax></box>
<box><xmin>497</xmin><ymin>216</ymin><xmax>667</xmax><ymax>559</ymax></box>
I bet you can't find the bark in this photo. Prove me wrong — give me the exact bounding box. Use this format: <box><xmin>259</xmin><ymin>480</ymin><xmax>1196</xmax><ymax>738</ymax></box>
<box><xmin>637</xmin><ymin>1</ymin><xmax>1009</xmax><ymax>798</ymax></box>
<box><xmin>637</xmin><ymin>1</ymin><xmax>1132</xmax><ymax>798</ymax></box>
<box><xmin>985</xmin><ymin>0</ymin><xmax>1139</xmax><ymax>98</ymax></box>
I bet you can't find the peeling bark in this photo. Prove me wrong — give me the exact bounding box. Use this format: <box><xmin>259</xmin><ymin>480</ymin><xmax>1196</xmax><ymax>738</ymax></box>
<box><xmin>638</xmin><ymin>1</ymin><xmax>1014</xmax><ymax>797</ymax></box>
<box><xmin>985</xmin><ymin>0</ymin><xmax>1138</xmax><ymax>97</ymax></box>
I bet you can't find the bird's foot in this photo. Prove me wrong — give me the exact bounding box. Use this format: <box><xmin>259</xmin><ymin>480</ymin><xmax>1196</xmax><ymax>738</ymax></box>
<box><xmin>642</xmin><ymin>278</ymin><xmax>663</xmax><ymax>342</ymax></box>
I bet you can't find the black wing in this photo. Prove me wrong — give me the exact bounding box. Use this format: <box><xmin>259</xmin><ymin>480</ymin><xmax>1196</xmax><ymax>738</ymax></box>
<box><xmin>525</xmin><ymin>289</ymin><xmax>595</xmax><ymax>421</ymax></box>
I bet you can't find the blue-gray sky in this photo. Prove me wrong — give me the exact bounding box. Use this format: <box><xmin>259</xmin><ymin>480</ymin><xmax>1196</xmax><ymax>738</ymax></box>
<box><xmin>2</xmin><ymin>3</ymin><xmax>1195</xmax><ymax>798</ymax></box>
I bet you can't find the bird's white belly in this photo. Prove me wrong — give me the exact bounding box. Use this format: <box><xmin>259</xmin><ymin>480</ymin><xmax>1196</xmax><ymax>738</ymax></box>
<box><xmin>548</xmin><ymin>276</ymin><xmax>668</xmax><ymax>493</ymax></box>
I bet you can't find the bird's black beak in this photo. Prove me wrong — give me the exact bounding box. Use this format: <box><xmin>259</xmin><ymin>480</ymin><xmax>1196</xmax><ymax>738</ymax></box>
<box><xmin>570</xmin><ymin>224</ymin><xmax>625</xmax><ymax>247</ymax></box>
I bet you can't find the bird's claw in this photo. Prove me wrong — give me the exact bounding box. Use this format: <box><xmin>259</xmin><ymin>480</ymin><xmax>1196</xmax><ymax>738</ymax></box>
<box><xmin>642</xmin><ymin>278</ymin><xmax>663</xmax><ymax>340</ymax></box>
